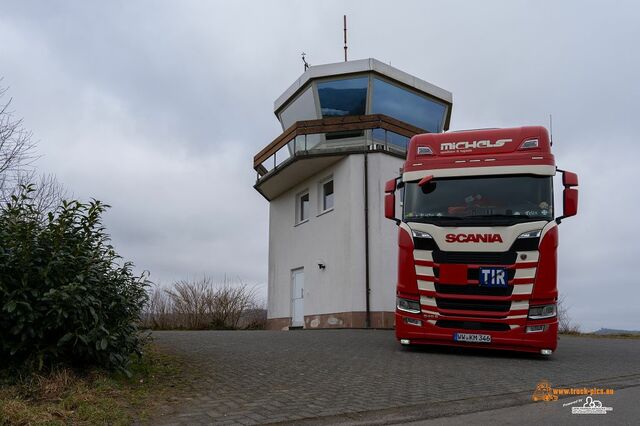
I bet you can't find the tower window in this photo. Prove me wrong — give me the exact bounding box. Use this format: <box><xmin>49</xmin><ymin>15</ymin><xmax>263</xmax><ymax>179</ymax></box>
<box><xmin>317</xmin><ymin>77</ymin><xmax>368</xmax><ymax>117</ymax></box>
<box><xmin>297</xmin><ymin>191</ymin><xmax>310</xmax><ymax>224</ymax></box>
<box><xmin>321</xmin><ymin>179</ymin><xmax>334</xmax><ymax>212</ymax></box>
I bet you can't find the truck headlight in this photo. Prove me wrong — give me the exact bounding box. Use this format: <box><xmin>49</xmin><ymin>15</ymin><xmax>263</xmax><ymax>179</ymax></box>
<box><xmin>517</xmin><ymin>229</ymin><xmax>542</xmax><ymax>239</ymax></box>
<box><xmin>397</xmin><ymin>297</ymin><xmax>421</xmax><ymax>314</ymax></box>
<box><xmin>412</xmin><ymin>229</ymin><xmax>433</xmax><ymax>239</ymax></box>
<box><xmin>528</xmin><ymin>304</ymin><xmax>557</xmax><ymax>319</ymax></box>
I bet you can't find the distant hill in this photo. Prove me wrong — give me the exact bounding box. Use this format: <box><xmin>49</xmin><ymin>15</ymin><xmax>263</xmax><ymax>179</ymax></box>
<box><xmin>593</xmin><ymin>328</ymin><xmax>640</xmax><ymax>335</ymax></box>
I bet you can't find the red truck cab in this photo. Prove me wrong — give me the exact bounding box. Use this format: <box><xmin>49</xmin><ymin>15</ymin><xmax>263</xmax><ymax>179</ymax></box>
<box><xmin>385</xmin><ymin>126</ymin><xmax>578</xmax><ymax>355</ymax></box>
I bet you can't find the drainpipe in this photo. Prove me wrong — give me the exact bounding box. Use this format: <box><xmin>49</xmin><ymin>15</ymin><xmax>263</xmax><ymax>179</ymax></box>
<box><xmin>364</xmin><ymin>150</ymin><xmax>371</xmax><ymax>328</ymax></box>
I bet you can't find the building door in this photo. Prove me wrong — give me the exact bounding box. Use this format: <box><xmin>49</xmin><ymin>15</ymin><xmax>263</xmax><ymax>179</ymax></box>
<box><xmin>291</xmin><ymin>268</ymin><xmax>304</xmax><ymax>327</ymax></box>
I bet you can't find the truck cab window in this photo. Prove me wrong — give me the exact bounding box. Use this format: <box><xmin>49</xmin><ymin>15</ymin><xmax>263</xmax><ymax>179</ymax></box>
<box><xmin>404</xmin><ymin>175</ymin><xmax>553</xmax><ymax>224</ymax></box>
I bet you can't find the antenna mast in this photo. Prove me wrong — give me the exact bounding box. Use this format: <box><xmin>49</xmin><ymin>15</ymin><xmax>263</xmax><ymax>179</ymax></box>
<box><xmin>301</xmin><ymin>52</ymin><xmax>310</xmax><ymax>71</ymax></box>
<box><xmin>549</xmin><ymin>114</ymin><xmax>553</xmax><ymax>146</ymax></box>
<box><xmin>343</xmin><ymin>15</ymin><xmax>348</xmax><ymax>62</ymax></box>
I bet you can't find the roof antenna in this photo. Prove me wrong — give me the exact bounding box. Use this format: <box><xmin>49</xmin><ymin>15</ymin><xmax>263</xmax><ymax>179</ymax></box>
<box><xmin>301</xmin><ymin>52</ymin><xmax>310</xmax><ymax>71</ymax></box>
<box><xmin>549</xmin><ymin>114</ymin><xmax>553</xmax><ymax>146</ymax></box>
<box><xmin>343</xmin><ymin>15</ymin><xmax>348</xmax><ymax>62</ymax></box>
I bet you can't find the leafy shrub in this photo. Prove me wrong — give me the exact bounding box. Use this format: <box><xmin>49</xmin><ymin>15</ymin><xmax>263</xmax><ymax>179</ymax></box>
<box><xmin>0</xmin><ymin>186</ymin><xmax>149</xmax><ymax>373</ymax></box>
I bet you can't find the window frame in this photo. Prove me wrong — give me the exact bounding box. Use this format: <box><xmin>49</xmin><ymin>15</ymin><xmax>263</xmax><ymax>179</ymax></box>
<box><xmin>318</xmin><ymin>176</ymin><xmax>335</xmax><ymax>215</ymax></box>
<box><xmin>296</xmin><ymin>189</ymin><xmax>310</xmax><ymax>225</ymax></box>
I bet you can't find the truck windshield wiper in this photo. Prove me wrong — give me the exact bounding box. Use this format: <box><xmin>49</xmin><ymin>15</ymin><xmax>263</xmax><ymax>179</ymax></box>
<box><xmin>407</xmin><ymin>215</ymin><xmax>466</xmax><ymax>221</ymax></box>
<box><xmin>470</xmin><ymin>214</ymin><xmax>547</xmax><ymax>220</ymax></box>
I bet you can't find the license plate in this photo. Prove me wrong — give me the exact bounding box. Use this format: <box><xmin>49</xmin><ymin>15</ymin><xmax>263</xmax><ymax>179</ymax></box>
<box><xmin>454</xmin><ymin>333</ymin><xmax>491</xmax><ymax>343</ymax></box>
<box><xmin>479</xmin><ymin>267</ymin><xmax>508</xmax><ymax>287</ymax></box>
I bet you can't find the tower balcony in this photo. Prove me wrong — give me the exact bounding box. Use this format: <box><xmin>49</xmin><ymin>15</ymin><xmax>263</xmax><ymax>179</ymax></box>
<box><xmin>253</xmin><ymin>114</ymin><xmax>426</xmax><ymax>200</ymax></box>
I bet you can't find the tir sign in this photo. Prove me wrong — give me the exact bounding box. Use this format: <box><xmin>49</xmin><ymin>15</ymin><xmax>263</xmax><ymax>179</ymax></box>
<box><xmin>479</xmin><ymin>267</ymin><xmax>508</xmax><ymax>287</ymax></box>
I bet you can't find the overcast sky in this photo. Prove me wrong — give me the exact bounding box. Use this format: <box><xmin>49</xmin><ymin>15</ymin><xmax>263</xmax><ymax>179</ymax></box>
<box><xmin>1</xmin><ymin>1</ymin><xmax>639</xmax><ymax>331</ymax></box>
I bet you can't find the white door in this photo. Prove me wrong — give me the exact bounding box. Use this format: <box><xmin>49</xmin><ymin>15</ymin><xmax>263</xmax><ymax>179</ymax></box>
<box><xmin>291</xmin><ymin>268</ymin><xmax>304</xmax><ymax>327</ymax></box>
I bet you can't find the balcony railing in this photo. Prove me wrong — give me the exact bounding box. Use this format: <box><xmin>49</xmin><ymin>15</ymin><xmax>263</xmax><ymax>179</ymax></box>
<box><xmin>253</xmin><ymin>114</ymin><xmax>427</xmax><ymax>179</ymax></box>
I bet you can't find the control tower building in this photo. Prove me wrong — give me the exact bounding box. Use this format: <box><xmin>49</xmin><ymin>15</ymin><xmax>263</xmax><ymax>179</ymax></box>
<box><xmin>253</xmin><ymin>58</ymin><xmax>452</xmax><ymax>329</ymax></box>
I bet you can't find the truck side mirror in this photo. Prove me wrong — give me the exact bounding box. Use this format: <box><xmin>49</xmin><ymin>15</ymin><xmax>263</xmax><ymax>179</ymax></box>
<box><xmin>385</xmin><ymin>178</ymin><xmax>400</xmax><ymax>224</ymax></box>
<box><xmin>563</xmin><ymin>188</ymin><xmax>578</xmax><ymax>218</ymax></box>
<box><xmin>557</xmin><ymin>170</ymin><xmax>578</xmax><ymax>223</ymax></box>
<box><xmin>563</xmin><ymin>171</ymin><xmax>578</xmax><ymax>187</ymax></box>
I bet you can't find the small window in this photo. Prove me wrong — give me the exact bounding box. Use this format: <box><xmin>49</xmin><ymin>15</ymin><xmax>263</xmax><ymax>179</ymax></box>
<box><xmin>322</xmin><ymin>179</ymin><xmax>334</xmax><ymax>212</ymax></box>
<box><xmin>297</xmin><ymin>191</ymin><xmax>309</xmax><ymax>224</ymax></box>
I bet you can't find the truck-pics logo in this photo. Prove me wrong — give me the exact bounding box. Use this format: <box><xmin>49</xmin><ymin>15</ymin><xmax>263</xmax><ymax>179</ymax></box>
<box><xmin>441</xmin><ymin>138</ymin><xmax>512</xmax><ymax>153</ymax></box>
<box><xmin>445</xmin><ymin>233</ymin><xmax>503</xmax><ymax>243</ymax></box>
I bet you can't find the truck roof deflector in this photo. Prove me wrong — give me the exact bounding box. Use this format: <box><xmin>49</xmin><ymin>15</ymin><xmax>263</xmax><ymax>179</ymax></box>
<box><xmin>418</xmin><ymin>175</ymin><xmax>434</xmax><ymax>187</ymax></box>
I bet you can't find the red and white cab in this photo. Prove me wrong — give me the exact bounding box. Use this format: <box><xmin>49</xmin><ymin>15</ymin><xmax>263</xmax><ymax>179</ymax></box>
<box><xmin>385</xmin><ymin>126</ymin><xmax>578</xmax><ymax>355</ymax></box>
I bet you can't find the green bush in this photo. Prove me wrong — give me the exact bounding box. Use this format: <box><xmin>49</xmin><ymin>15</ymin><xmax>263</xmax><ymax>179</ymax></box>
<box><xmin>0</xmin><ymin>186</ymin><xmax>149</xmax><ymax>373</ymax></box>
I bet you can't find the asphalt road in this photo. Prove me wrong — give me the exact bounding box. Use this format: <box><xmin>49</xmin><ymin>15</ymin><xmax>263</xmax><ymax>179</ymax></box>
<box><xmin>410</xmin><ymin>385</ymin><xmax>637</xmax><ymax>425</ymax></box>
<box><xmin>151</xmin><ymin>330</ymin><xmax>640</xmax><ymax>425</ymax></box>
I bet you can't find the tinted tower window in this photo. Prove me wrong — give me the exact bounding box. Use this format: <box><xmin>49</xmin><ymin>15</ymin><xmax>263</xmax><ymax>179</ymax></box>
<box><xmin>317</xmin><ymin>77</ymin><xmax>368</xmax><ymax>117</ymax></box>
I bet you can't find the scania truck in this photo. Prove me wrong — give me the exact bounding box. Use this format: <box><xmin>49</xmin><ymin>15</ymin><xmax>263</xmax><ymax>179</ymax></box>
<box><xmin>384</xmin><ymin>126</ymin><xmax>578</xmax><ymax>355</ymax></box>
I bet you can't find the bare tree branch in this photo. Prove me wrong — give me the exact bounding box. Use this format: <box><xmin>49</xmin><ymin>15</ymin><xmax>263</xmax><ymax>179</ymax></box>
<box><xmin>0</xmin><ymin>83</ymin><xmax>38</xmax><ymax>202</ymax></box>
<box><xmin>557</xmin><ymin>294</ymin><xmax>581</xmax><ymax>334</ymax></box>
<box><xmin>0</xmin><ymin>82</ymin><xmax>67</xmax><ymax>211</ymax></box>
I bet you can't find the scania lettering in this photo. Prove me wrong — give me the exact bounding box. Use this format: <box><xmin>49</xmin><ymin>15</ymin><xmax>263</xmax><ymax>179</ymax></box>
<box><xmin>445</xmin><ymin>233</ymin><xmax>504</xmax><ymax>243</ymax></box>
<box><xmin>384</xmin><ymin>126</ymin><xmax>578</xmax><ymax>355</ymax></box>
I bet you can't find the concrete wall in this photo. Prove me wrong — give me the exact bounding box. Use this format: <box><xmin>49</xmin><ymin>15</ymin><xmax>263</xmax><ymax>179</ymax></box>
<box><xmin>365</xmin><ymin>154</ymin><xmax>404</xmax><ymax>313</ymax></box>
<box><xmin>267</xmin><ymin>152</ymin><xmax>403</xmax><ymax>328</ymax></box>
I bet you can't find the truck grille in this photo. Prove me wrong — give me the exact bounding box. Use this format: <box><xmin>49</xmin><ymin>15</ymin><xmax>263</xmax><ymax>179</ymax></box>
<box><xmin>436</xmin><ymin>320</ymin><xmax>510</xmax><ymax>332</ymax></box>
<box><xmin>436</xmin><ymin>298</ymin><xmax>511</xmax><ymax>312</ymax></box>
<box><xmin>432</xmin><ymin>251</ymin><xmax>517</xmax><ymax>265</ymax></box>
<box><xmin>433</xmin><ymin>269</ymin><xmax>516</xmax><ymax>281</ymax></box>
<box><xmin>435</xmin><ymin>283</ymin><xmax>513</xmax><ymax>297</ymax></box>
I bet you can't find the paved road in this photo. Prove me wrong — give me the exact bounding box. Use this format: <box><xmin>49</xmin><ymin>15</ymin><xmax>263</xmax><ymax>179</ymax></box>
<box><xmin>150</xmin><ymin>330</ymin><xmax>640</xmax><ymax>425</ymax></box>
<box><xmin>410</xmin><ymin>385</ymin><xmax>637</xmax><ymax>425</ymax></box>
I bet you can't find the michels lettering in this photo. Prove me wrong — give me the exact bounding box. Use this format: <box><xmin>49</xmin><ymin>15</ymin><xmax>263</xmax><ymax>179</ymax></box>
<box><xmin>445</xmin><ymin>233</ymin><xmax>504</xmax><ymax>243</ymax></box>
<box><xmin>440</xmin><ymin>138</ymin><xmax>512</xmax><ymax>152</ymax></box>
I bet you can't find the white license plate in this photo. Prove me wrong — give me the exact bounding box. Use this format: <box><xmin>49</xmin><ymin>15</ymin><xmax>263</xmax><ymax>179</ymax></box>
<box><xmin>454</xmin><ymin>333</ymin><xmax>491</xmax><ymax>343</ymax></box>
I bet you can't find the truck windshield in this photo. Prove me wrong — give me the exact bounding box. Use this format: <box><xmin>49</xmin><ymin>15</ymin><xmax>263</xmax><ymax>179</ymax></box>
<box><xmin>403</xmin><ymin>175</ymin><xmax>553</xmax><ymax>224</ymax></box>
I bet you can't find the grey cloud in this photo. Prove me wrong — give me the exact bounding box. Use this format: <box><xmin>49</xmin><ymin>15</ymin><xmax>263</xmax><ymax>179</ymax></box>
<box><xmin>1</xmin><ymin>0</ymin><xmax>638</xmax><ymax>330</ymax></box>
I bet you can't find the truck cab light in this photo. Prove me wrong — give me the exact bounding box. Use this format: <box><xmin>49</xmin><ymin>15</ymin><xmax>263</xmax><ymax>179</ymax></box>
<box><xmin>400</xmin><ymin>339</ymin><xmax>411</xmax><ymax>345</ymax></box>
<box><xmin>526</xmin><ymin>325</ymin><xmax>547</xmax><ymax>333</ymax></box>
<box><xmin>528</xmin><ymin>304</ymin><xmax>557</xmax><ymax>319</ymax></box>
<box><xmin>412</xmin><ymin>229</ymin><xmax>433</xmax><ymax>239</ymax></box>
<box><xmin>397</xmin><ymin>297</ymin><xmax>421</xmax><ymax>314</ymax></box>
<box><xmin>540</xmin><ymin>349</ymin><xmax>553</xmax><ymax>356</ymax></box>
<box><xmin>404</xmin><ymin>317</ymin><xmax>422</xmax><ymax>327</ymax></box>
<box><xmin>519</xmin><ymin>139</ymin><xmax>539</xmax><ymax>149</ymax></box>
<box><xmin>417</xmin><ymin>146</ymin><xmax>433</xmax><ymax>155</ymax></box>
<box><xmin>517</xmin><ymin>229</ymin><xmax>542</xmax><ymax>239</ymax></box>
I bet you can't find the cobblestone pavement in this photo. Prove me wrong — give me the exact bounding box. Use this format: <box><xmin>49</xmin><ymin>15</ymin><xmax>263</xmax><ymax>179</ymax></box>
<box><xmin>150</xmin><ymin>330</ymin><xmax>640</xmax><ymax>425</ymax></box>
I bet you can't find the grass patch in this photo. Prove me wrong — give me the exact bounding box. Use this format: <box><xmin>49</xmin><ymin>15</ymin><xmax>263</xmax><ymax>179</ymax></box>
<box><xmin>0</xmin><ymin>343</ymin><xmax>182</xmax><ymax>425</ymax></box>
<box><xmin>560</xmin><ymin>332</ymin><xmax>640</xmax><ymax>340</ymax></box>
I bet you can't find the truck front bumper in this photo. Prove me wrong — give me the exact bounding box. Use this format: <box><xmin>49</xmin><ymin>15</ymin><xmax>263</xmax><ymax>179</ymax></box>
<box><xmin>395</xmin><ymin>312</ymin><xmax>558</xmax><ymax>354</ymax></box>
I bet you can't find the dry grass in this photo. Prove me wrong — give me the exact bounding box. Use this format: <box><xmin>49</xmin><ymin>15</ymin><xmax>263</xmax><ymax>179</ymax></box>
<box><xmin>561</xmin><ymin>332</ymin><xmax>640</xmax><ymax>340</ymax></box>
<box><xmin>143</xmin><ymin>277</ymin><xmax>267</xmax><ymax>330</ymax></box>
<box><xmin>0</xmin><ymin>343</ymin><xmax>182</xmax><ymax>425</ymax></box>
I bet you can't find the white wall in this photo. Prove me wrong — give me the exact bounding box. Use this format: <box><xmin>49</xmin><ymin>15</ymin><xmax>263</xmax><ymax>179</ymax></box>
<box><xmin>366</xmin><ymin>153</ymin><xmax>405</xmax><ymax>312</ymax></box>
<box><xmin>267</xmin><ymin>153</ymin><xmax>402</xmax><ymax>321</ymax></box>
